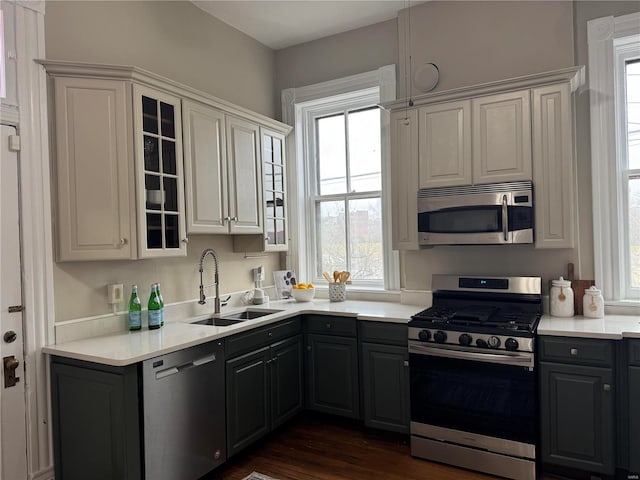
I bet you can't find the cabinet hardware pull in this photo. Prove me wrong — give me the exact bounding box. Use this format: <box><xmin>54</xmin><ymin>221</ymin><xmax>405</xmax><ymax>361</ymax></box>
<box><xmin>307</xmin><ymin>345</ymin><xmax>312</xmax><ymax>351</ymax></box>
<box><xmin>119</xmin><ymin>238</ymin><xmax>128</xmax><ymax>246</ymax></box>
<box><xmin>326</xmin><ymin>323</ymin><xmax>332</xmax><ymax>329</ymax></box>
<box><xmin>224</xmin><ymin>216</ymin><xmax>231</xmax><ymax>222</ymax></box>
<box><xmin>231</xmin><ymin>216</ymin><xmax>238</xmax><ymax>222</ymax></box>
<box><xmin>182</xmin><ymin>238</ymin><xmax>189</xmax><ymax>244</ymax></box>
<box><xmin>570</xmin><ymin>348</ymin><xmax>578</xmax><ymax>356</ymax></box>
<box><xmin>603</xmin><ymin>384</ymin><xmax>611</xmax><ymax>391</ymax></box>
<box><xmin>403</xmin><ymin>360</ymin><xmax>409</xmax><ymax>367</ymax></box>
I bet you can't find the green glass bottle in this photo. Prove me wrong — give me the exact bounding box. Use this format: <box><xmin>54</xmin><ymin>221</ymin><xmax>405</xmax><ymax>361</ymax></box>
<box><xmin>148</xmin><ymin>284</ymin><xmax>161</xmax><ymax>330</ymax></box>
<box><xmin>128</xmin><ymin>285</ymin><xmax>142</xmax><ymax>331</ymax></box>
<box><xmin>156</xmin><ymin>282</ymin><xmax>165</xmax><ymax>326</ymax></box>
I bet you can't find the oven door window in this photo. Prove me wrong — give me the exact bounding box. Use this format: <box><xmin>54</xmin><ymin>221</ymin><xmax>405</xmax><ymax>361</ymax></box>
<box><xmin>419</xmin><ymin>206</ymin><xmax>502</xmax><ymax>234</ymax></box>
<box><xmin>410</xmin><ymin>353</ymin><xmax>535</xmax><ymax>443</ymax></box>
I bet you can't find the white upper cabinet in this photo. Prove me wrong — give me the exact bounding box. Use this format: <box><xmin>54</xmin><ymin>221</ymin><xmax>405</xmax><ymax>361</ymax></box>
<box><xmin>472</xmin><ymin>90</ymin><xmax>532</xmax><ymax>184</ymax></box>
<box><xmin>390</xmin><ymin>109</ymin><xmax>419</xmax><ymax>250</ymax></box>
<box><xmin>418</xmin><ymin>100</ymin><xmax>471</xmax><ymax>189</ymax></box>
<box><xmin>385</xmin><ymin>66</ymin><xmax>584</xmax><ymax>250</ymax></box>
<box><xmin>225</xmin><ymin>115</ymin><xmax>263</xmax><ymax>234</ymax></box>
<box><xmin>182</xmin><ymin>100</ymin><xmax>228</xmax><ymax>234</ymax></box>
<box><xmin>233</xmin><ymin>127</ymin><xmax>289</xmax><ymax>252</ymax></box>
<box><xmin>51</xmin><ymin>76</ymin><xmax>136</xmax><ymax>261</ymax></box>
<box><xmin>133</xmin><ymin>84</ymin><xmax>187</xmax><ymax>258</ymax></box>
<box><xmin>41</xmin><ymin>60</ymin><xmax>290</xmax><ymax>260</ymax></box>
<box><xmin>532</xmin><ymin>83</ymin><xmax>575</xmax><ymax>249</ymax></box>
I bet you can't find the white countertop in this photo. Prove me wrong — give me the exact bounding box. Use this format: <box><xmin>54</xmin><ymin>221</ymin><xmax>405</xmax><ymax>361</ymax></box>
<box><xmin>42</xmin><ymin>299</ymin><xmax>421</xmax><ymax>367</ymax></box>
<box><xmin>538</xmin><ymin>314</ymin><xmax>640</xmax><ymax>339</ymax></box>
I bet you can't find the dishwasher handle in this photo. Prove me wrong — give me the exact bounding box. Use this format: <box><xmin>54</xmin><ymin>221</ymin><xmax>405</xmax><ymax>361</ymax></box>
<box><xmin>155</xmin><ymin>353</ymin><xmax>217</xmax><ymax>380</ymax></box>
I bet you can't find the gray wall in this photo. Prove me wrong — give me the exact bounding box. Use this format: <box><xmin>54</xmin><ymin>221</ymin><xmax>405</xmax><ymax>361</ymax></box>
<box><xmin>274</xmin><ymin>19</ymin><xmax>398</xmax><ymax>118</ymax></box>
<box><xmin>44</xmin><ymin>1</ymin><xmax>281</xmax><ymax>322</ymax></box>
<box><xmin>45</xmin><ymin>0</ymin><xmax>275</xmax><ymax>117</ymax></box>
<box><xmin>274</xmin><ymin>0</ymin><xmax>639</xmax><ymax>293</ymax></box>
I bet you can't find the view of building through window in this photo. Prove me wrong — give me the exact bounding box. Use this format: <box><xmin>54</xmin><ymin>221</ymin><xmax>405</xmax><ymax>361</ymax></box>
<box><xmin>627</xmin><ymin>59</ymin><xmax>640</xmax><ymax>288</ymax></box>
<box><xmin>314</xmin><ymin>107</ymin><xmax>383</xmax><ymax>281</ymax></box>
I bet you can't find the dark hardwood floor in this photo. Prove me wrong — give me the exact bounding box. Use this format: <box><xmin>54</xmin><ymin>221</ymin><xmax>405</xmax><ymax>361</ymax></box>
<box><xmin>207</xmin><ymin>413</ymin><xmax>508</xmax><ymax>480</ymax></box>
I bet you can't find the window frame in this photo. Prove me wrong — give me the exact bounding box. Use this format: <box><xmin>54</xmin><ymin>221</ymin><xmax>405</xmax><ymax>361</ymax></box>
<box><xmin>589</xmin><ymin>12</ymin><xmax>640</xmax><ymax>304</ymax></box>
<box><xmin>281</xmin><ymin>65</ymin><xmax>399</xmax><ymax>292</ymax></box>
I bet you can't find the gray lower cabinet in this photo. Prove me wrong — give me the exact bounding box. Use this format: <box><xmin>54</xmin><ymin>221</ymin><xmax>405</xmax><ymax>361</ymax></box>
<box><xmin>359</xmin><ymin>321</ymin><xmax>409</xmax><ymax>433</ymax></box>
<box><xmin>225</xmin><ymin>318</ymin><xmax>303</xmax><ymax>457</ymax></box>
<box><xmin>51</xmin><ymin>358</ymin><xmax>141</xmax><ymax>480</ymax></box>
<box><xmin>51</xmin><ymin>341</ymin><xmax>227</xmax><ymax>480</ymax></box>
<box><xmin>539</xmin><ymin>336</ymin><xmax>616</xmax><ymax>476</ymax></box>
<box><xmin>628</xmin><ymin>340</ymin><xmax>640</xmax><ymax>474</ymax></box>
<box><xmin>305</xmin><ymin>315</ymin><xmax>359</xmax><ymax>419</ymax></box>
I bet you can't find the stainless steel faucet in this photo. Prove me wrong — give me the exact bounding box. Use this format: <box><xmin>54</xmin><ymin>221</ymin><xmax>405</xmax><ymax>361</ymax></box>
<box><xmin>198</xmin><ymin>248</ymin><xmax>222</xmax><ymax>314</ymax></box>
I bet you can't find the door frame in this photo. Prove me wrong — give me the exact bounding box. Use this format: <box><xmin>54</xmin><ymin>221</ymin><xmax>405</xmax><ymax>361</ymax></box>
<box><xmin>1</xmin><ymin>2</ymin><xmax>56</xmax><ymax>479</ymax></box>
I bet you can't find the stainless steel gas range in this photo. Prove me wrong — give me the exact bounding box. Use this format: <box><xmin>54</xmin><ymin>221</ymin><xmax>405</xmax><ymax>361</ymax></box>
<box><xmin>408</xmin><ymin>275</ymin><xmax>542</xmax><ymax>480</ymax></box>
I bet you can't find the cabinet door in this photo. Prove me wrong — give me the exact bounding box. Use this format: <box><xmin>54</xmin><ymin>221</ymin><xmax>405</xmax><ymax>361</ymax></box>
<box><xmin>52</xmin><ymin>77</ymin><xmax>135</xmax><ymax>261</ymax></box>
<box><xmin>390</xmin><ymin>110</ymin><xmax>419</xmax><ymax>250</ymax></box>
<box><xmin>182</xmin><ymin>100</ymin><xmax>228</xmax><ymax>234</ymax></box>
<box><xmin>261</xmin><ymin>128</ymin><xmax>288</xmax><ymax>250</ymax></box>
<box><xmin>361</xmin><ymin>342</ymin><xmax>409</xmax><ymax>433</ymax></box>
<box><xmin>270</xmin><ymin>335</ymin><xmax>303</xmax><ymax>428</ymax></box>
<box><xmin>540</xmin><ymin>362</ymin><xmax>615</xmax><ymax>475</ymax></box>
<box><xmin>532</xmin><ymin>83</ymin><xmax>575</xmax><ymax>248</ymax></box>
<box><xmin>226</xmin><ymin>115</ymin><xmax>263</xmax><ymax>234</ymax></box>
<box><xmin>51</xmin><ymin>362</ymin><xmax>141</xmax><ymax>480</ymax></box>
<box><xmin>226</xmin><ymin>347</ymin><xmax>270</xmax><ymax>457</ymax></box>
<box><xmin>630</xmin><ymin>366</ymin><xmax>640</xmax><ymax>473</ymax></box>
<box><xmin>418</xmin><ymin>100</ymin><xmax>472</xmax><ymax>188</ymax></box>
<box><xmin>472</xmin><ymin>90</ymin><xmax>532</xmax><ymax>184</ymax></box>
<box><xmin>133</xmin><ymin>85</ymin><xmax>187</xmax><ymax>257</ymax></box>
<box><xmin>306</xmin><ymin>333</ymin><xmax>359</xmax><ymax>419</ymax></box>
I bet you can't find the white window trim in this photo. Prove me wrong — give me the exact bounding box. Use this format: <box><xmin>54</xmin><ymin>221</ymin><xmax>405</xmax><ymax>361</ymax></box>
<box><xmin>281</xmin><ymin>65</ymin><xmax>399</xmax><ymax>291</ymax></box>
<box><xmin>588</xmin><ymin>12</ymin><xmax>640</xmax><ymax>304</ymax></box>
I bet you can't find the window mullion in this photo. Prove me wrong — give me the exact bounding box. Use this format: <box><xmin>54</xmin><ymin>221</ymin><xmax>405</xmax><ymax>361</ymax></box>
<box><xmin>344</xmin><ymin>109</ymin><xmax>352</xmax><ymax>275</ymax></box>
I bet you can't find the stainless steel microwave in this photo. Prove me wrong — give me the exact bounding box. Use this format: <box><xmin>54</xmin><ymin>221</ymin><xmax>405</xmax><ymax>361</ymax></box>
<box><xmin>417</xmin><ymin>181</ymin><xmax>534</xmax><ymax>246</ymax></box>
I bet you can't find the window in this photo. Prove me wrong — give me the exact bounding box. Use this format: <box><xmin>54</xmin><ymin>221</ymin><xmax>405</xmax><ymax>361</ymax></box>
<box><xmin>314</xmin><ymin>107</ymin><xmax>383</xmax><ymax>283</ymax></box>
<box><xmin>282</xmin><ymin>66</ymin><xmax>398</xmax><ymax>291</ymax></box>
<box><xmin>589</xmin><ymin>13</ymin><xmax>640</xmax><ymax>304</ymax></box>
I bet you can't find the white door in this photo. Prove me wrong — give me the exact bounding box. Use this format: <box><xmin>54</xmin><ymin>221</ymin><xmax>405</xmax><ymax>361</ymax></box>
<box><xmin>0</xmin><ymin>125</ymin><xmax>28</xmax><ymax>480</ymax></box>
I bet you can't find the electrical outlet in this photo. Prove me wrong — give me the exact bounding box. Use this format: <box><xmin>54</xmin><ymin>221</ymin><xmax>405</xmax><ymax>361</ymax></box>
<box><xmin>107</xmin><ymin>284</ymin><xmax>124</xmax><ymax>304</ymax></box>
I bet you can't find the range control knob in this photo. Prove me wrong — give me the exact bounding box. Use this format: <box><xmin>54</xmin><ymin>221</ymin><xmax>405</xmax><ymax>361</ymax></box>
<box><xmin>505</xmin><ymin>338</ymin><xmax>519</xmax><ymax>351</ymax></box>
<box><xmin>475</xmin><ymin>338</ymin><xmax>488</xmax><ymax>349</ymax></box>
<box><xmin>418</xmin><ymin>330</ymin><xmax>431</xmax><ymax>342</ymax></box>
<box><xmin>433</xmin><ymin>331</ymin><xmax>447</xmax><ymax>344</ymax></box>
<box><xmin>458</xmin><ymin>333</ymin><xmax>473</xmax><ymax>347</ymax></box>
<box><xmin>487</xmin><ymin>336</ymin><xmax>501</xmax><ymax>349</ymax></box>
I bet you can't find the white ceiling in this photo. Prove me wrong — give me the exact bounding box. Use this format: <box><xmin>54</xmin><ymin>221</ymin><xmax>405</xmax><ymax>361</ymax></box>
<box><xmin>192</xmin><ymin>1</ymin><xmax>418</xmax><ymax>50</ymax></box>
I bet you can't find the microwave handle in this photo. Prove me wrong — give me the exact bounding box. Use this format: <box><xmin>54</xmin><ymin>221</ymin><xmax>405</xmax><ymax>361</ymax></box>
<box><xmin>502</xmin><ymin>195</ymin><xmax>508</xmax><ymax>241</ymax></box>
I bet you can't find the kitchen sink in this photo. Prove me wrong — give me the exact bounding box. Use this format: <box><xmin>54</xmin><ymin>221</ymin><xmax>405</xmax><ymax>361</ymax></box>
<box><xmin>191</xmin><ymin>317</ymin><xmax>243</xmax><ymax>327</ymax></box>
<box><xmin>190</xmin><ymin>309</ymin><xmax>282</xmax><ymax>327</ymax></box>
<box><xmin>221</xmin><ymin>309</ymin><xmax>281</xmax><ymax>320</ymax></box>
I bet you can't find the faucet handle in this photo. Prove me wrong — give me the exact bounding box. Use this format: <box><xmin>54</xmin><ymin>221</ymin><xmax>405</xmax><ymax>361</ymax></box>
<box><xmin>220</xmin><ymin>295</ymin><xmax>231</xmax><ymax>307</ymax></box>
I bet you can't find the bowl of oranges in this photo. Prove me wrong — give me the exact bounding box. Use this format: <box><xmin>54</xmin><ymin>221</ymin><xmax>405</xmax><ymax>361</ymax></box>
<box><xmin>291</xmin><ymin>282</ymin><xmax>315</xmax><ymax>302</ymax></box>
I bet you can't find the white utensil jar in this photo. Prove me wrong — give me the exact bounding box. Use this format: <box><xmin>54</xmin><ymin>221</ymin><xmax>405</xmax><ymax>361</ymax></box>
<box><xmin>583</xmin><ymin>286</ymin><xmax>604</xmax><ymax>319</ymax></box>
<box><xmin>550</xmin><ymin>276</ymin><xmax>574</xmax><ymax>317</ymax></box>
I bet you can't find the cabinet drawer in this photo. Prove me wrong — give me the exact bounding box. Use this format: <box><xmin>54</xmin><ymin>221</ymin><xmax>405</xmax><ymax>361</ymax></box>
<box><xmin>538</xmin><ymin>336</ymin><xmax>614</xmax><ymax>367</ymax></box>
<box><xmin>305</xmin><ymin>315</ymin><xmax>357</xmax><ymax>337</ymax></box>
<box><xmin>629</xmin><ymin>339</ymin><xmax>640</xmax><ymax>366</ymax></box>
<box><xmin>358</xmin><ymin>321</ymin><xmax>408</xmax><ymax>346</ymax></box>
<box><xmin>226</xmin><ymin>317</ymin><xmax>301</xmax><ymax>358</ymax></box>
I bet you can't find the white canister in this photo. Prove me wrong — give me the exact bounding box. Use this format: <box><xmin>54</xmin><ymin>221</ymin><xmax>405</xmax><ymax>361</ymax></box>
<box><xmin>550</xmin><ymin>276</ymin><xmax>574</xmax><ymax>317</ymax></box>
<box><xmin>583</xmin><ymin>286</ymin><xmax>604</xmax><ymax>319</ymax></box>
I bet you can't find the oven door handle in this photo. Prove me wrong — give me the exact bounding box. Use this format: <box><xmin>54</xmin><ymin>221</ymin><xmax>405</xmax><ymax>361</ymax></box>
<box><xmin>409</xmin><ymin>343</ymin><xmax>534</xmax><ymax>368</ymax></box>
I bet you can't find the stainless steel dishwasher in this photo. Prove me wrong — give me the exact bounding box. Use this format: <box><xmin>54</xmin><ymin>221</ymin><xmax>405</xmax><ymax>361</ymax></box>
<box><xmin>142</xmin><ymin>340</ymin><xmax>225</xmax><ymax>480</ymax></box>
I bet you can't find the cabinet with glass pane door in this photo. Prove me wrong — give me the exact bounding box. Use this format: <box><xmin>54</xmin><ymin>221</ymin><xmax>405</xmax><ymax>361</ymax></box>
<box><xmin>234</xmin><ymin>127</ymin><xmax>289</xmax><ymax>252</ymax></box>
<box><xmin>133</xmin><ymin>85</ymin><xmax>187</xmax><ymax>258</ymax></box>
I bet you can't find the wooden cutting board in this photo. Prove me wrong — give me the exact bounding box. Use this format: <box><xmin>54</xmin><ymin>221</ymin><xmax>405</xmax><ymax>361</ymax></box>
<box><xmin>548</xmin><ymin>263</ymin><xmax>595</xmax><ymax>315</ymax></box>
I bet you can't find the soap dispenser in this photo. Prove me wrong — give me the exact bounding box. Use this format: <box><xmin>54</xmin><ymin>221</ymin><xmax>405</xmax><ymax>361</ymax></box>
<box><xmin>252</xmin><ymin>266</ymin><xmax>266</xmax><ymax>305</ymax></box>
